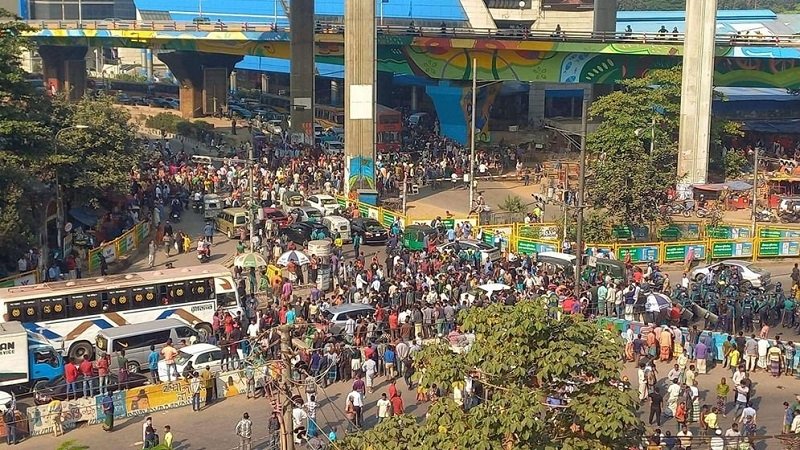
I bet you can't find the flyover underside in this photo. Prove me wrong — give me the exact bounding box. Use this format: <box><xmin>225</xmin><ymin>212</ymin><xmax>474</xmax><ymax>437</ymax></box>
<box><xmin>30</xmin><ymin>38</ymin><xmax>800</xmax><ymax>88</ymax></box>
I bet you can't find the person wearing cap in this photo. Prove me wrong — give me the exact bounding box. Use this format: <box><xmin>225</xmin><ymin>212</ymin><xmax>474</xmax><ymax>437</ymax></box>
<box><xmin>709</xmin><ymin>428</ymin><xmax>725</xmax><ymax>450</ymax></box>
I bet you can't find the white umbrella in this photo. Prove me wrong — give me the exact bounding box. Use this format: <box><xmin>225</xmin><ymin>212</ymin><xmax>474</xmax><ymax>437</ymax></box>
<box><xmin>277</xmin><ymin>250</ymin><xmax>310</xmax><ymax>266</ymax></box>
<box><xmin>233</xmin><ymin>252</ymin><xmax>268</xmax><ymax>268</ymax></box>
<box><xmin>478</xmin><ymin>283</ymin><xmax>511</xmax><ymax>297</ymax></box>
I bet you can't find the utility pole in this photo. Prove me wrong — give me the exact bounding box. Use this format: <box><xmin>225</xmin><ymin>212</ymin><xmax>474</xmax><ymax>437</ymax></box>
<box><xmin>468</xmin><ymin>58</ymin><xmax>477</xmax><ymax>213</ymax></box>
<box><xmin>574</xmin><ymin>92</ymin><xmax>590</xmax><ymax>297</ymax></box>
<box><xmin>249</xmin><ymin>145</ymin><xmax>256</xmax><ymax>248</ymax></box>
<box><xmin>402</xmin><ymin>164</ymin><xmax>409</xmax><ymax>215</ymax></box>
<box><xmin>279</xmin><ymin>325</ymin><xmax>295</xmax><ymax>450</ymax></box>
<box><xmin>751</xmin><ymin>148</ymin><xmax>759</xmax><ymax>235</ymax></box>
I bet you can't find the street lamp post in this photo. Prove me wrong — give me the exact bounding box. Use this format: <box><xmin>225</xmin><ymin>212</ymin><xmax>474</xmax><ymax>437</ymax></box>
<box><xmin>468</xmin><ymin>57</ymin><xmax>477</xmax><ymax>213</ymax></box>
<box><xmin>54</xmin><ymin>125</ymin><xmax>89</xmax><ymax>259</ymax></box>
<box><xmin>574</xmin><ymin>92</ymin><xmax>590</xmax><ymax>297</ymax></box>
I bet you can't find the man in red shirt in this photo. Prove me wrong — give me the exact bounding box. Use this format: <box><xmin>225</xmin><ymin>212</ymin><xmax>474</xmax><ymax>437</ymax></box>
<box><xmin>79</xmin><ymin>355</ymin><xmax>95</xmax><ymax>398</ymax></box>
<box><xmin>390</xmin><ymin>391</ymin><xmax>405</xmax><ymax>416</ymax></box>
<box><xmin>64</xmin><ymin>358</ymin><xmax>79</xmax><ymax>400</ymax></box>
<box><xmin>97</xmin><ymin>354</ymin><xmax>110</xmax><ymax>395</ymax></box>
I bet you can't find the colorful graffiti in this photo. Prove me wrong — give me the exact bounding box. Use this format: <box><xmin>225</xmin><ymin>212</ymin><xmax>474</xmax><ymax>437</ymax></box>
<box><xmin>346</xmin><ymin>156</ymin><xmax>376</xmax><ymax>194</ymax></box>
<box><xmin>26</xmin><ymin>27</ymin><xmax>800</xmax><ymax>88</ymax></box>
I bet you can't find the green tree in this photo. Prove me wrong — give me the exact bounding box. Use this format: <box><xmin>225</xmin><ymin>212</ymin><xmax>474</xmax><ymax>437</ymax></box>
<box><xmin>499</xmin><ymin>195</ymin><xmax>527</xmax><ymax>213</ymax></box>
<box><xmin>338</xmin><ymin>302</ymin><xmax>644</xmax><ymax>450</ymax></box>
<box><xmin>723</xmin><ymin>148</ymin><xmax>748</xmax><ymax>179</ymax></box>
<box><xmin>0</xmin><ymin>9</ymin><xmax>59</xmax><ymax>269</ymax></box>
<box><xmin>47</xmin><ymin>97</ymin><xmax>145</xmax><ymax>206</ymax></box>
<box><xmin>587</xmin><ymin>67</ymin><xmax>682</xmax><ymax>227</ymax></box>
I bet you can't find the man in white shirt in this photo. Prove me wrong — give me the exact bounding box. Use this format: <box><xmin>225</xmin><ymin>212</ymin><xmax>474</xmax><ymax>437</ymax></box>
<box><xmin>346</xmin><ymin>389</ymin><xmax>364</xmax><ymax>428</ymax></box>
<box><xmin>376</xmin><ymin>393</ymin><xmax>391</xmax><ymax>423</ymax></box>
<box><xmin>247</xmin><ymin>319</ymin><xmax>259</xmax><ymax>339</ymax></box>
<box><xmin>645</xmin><ymin>294</ymin><xmax>660</xmax><ymax>324</ymax></box>
<box><xmin>756</xmin><ymin>338</ymin><xmax>770</xmax><ymax>370</ymax></box>
<box><xmin>344</xmin><ymin>317</ymin><xmax>356</xmax><ymax>341</ymax></box>
<box><xmin>291</xmin><ymin>405</ymin><xmax>308</xmax><ymax>444</ymax></box>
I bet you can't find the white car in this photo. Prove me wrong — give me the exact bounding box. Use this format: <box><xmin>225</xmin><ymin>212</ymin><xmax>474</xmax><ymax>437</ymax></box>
<box><xmin>689</xmin><ymin>260</ymin><xmax>770</xmax><ymax>289</ymax></box>
<box><xmin>157</xmin><ymin>343</ymin><xmax>243</xmax><ymax>382</ymax></box>
<box><xmin>266</xmin><ymin>119</ymin><xmax>283</xmax><ymax>135</ymax></box>
<box><xmin>305</xmin><ymin>194</ymin><xmax>338</xmax><ymax>216</ymax></box>
<box><xmin>436</xmin><ymin>239</ymin><xmax>502</xmax><ymax>264</ymax></box>
<box><xmin>322</xmin><ymin>141</ymin><xmax>344</xmax><ymax>155</ymax></box>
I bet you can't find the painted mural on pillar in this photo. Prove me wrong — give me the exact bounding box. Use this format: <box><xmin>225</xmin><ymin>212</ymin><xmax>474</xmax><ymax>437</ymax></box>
<box><xmin>346</xmin><ymin>156</ymin><xmax>376</xmax><ymax>195</ymax></box>
<box><xmin>426</xmin><ymin>80</ymin><xmax>501</xmax><ymax>145</ymax></box>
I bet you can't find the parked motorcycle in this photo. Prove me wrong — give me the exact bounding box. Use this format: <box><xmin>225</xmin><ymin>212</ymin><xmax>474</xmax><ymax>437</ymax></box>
<box><xmin>695</xmin><ymin>207</ymin><xmax>722</xmax><ymax>220</ymax></box>
<box><xmin>755</xmin><ymin>208</ymin><xmax>778</xmax><ymax>223</ymax></box>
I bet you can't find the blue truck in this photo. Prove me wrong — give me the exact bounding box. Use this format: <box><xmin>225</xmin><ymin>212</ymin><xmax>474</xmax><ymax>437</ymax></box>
<box><xmin>0</xmin><ymin>322</ymin><xmax>64</xmax><ymax>402</ymax></box>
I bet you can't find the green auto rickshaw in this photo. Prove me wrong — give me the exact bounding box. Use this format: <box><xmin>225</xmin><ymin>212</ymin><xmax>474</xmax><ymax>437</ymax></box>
<box><xmin>402</xmin><ymin>224</ymin><xmax>438</xmax><ymax>251</ymax></box>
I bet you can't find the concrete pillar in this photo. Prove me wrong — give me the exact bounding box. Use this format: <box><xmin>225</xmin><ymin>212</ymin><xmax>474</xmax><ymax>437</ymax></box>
<box><xmin>230</xmin><ymin>71</ymin><xmax>238</xmax><ymax>94</ymax></box>
<box><xmin>593</xmin><ymin>0</ymin><xmax>618</xmax><ymax>33</ymax></box>
<box><xmin>39</xmin><ymin>45</ymin><xmax>87</xmax><ymax>101</ymax></box>
<box><xmin>330</xmin><ymin>80</ymin><xmax>339</xmax><ymax>106</ymax></box>
<box><xmin>344</xmin><ymin>0</ymin><xmax>376</xmax><ymax>196</ymax></box>
<box><xmin>158</xmin><ymin>51</ymin><xmax>243</xmax><ymax>118</ymax></box>
<box><xmin>290</xmin><ymin>0</ymin><xmax>315</xmax><ymax>143</ymax></box>
<box><xmin>410</xmin><ymin>86</ymin><xmax>418</xmax><ymax>111</ymax></box>
<box><xmin>261</xmin><ymin>73</ymin><xmax>269</xmax><ymax>95</ymax></box>
<box><xmin>677</xmin><ymin>0</ymin><xmax>717</xmax><ymax>198</ymax></box>
<box><xmin>528</xmin><ymin>83</ymin><xmax>545</xmax><ymax>125</ymax></box>
<box><xmin>145</xmin><ymin>48</ymin><xmax>154</xmax><ymax>83</ymax></box>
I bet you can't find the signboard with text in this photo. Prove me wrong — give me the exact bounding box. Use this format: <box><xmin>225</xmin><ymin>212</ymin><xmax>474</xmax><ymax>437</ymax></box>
<box><xmin>710</xmin><ymin>241</ymin><xmax>752</xmax><ymax>259</ymax></box>
<box><xmin>663</xmin><ymin>243</ymin><xmax>706</xmax><ymax>262</ymax></box>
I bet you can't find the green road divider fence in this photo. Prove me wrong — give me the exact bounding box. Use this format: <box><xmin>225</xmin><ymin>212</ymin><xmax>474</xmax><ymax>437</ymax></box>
<box><xmin>333</xmin><ymin>196</ymin><xmax>800</xmax><ymax>263</ymax></box>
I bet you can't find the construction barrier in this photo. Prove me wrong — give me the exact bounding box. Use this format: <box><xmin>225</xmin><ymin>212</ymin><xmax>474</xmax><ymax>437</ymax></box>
<box><xmin>0</xmin><ymin>270</ymin><xmax>40</xmax><ymax>288</ymax></box>
<box><xmin>20</xmin><ymin>363</ymin><xmax>280</xmax><ymax>439</ymax></box>
<box><xmin>87</xmin><ymin>221</ymin><xmax>151</xmax><ymax>272</ymax></box>
<box><xmin>335</xmin><ymin>196</ymin><xmax>800</xmax><ymax>263</ymax></box>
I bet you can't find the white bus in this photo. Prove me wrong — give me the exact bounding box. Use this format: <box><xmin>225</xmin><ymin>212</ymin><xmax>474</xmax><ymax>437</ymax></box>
<box><xmin>0</xmin><ymin>264</ymin><xmax>241</xmax><ymax>361</ymax></box>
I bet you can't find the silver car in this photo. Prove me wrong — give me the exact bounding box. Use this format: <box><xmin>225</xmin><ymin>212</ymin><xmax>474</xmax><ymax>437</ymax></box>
<box><xmin>690</xmin><ymin>260</ymin><xmax>770</xmax><ymax>289</ymax></box>
<box><xmin>321</xmin><ymin>304</ymin><xmax>375</xmax><ymax>335</ymax></box>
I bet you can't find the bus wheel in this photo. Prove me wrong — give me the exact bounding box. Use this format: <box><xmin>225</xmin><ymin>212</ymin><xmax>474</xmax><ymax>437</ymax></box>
<box><xmin>69</xmin><ymin>341</ymin><xmax>94</xmax><ymax>361</ymax></box>
<box><xmin>196</xmin><ymin>324</ymin><xmax>213</xmax><ymax>342</ymax></box>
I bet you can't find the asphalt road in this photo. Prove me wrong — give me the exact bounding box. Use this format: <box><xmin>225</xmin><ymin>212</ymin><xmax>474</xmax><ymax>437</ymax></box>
<box><xmin>17</xmin><ymin>195</ymin><xmax>800</xmax><ymax>449</ymax></box>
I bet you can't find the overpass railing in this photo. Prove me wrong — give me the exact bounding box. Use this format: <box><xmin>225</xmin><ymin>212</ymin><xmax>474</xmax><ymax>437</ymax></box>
<box><xmin>26</xmin><ymin>20</ymin><xmax>800</xmax><ymax>46</ymax></box>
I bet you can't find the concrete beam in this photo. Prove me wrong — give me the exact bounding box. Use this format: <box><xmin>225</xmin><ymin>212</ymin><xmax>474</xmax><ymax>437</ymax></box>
<box><xmin>158</xmin><ymin>51</ymin><xmax>243</xmax><ymax>118</ymax></box>
<box><xmin>677</xmin><ymin>0</ymin><xmax>717</xmax><ymax>197</ymax></box>
<box><xmin>289</xmin><ymin>0</ymin><xmax>315</xmax><ymax>142</ymax></box>
<box><xmin>344</xmin><ymin>0</ymin><xmax>376</xmax><ymax>196</ymax></box>
<box><xmin>39</xmin><ymin>45</ymin><xmax>88</xmax><ymax>101</ymax></box>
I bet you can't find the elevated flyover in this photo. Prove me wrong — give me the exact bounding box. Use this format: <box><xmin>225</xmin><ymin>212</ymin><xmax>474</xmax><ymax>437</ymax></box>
<box><xmin>24</xmin><ymin>20</ymin><xmax>800</xmax><ymax>88</ymax></box>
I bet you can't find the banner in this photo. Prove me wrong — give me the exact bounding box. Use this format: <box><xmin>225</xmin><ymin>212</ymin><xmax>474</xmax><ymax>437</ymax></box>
<box><xmin>125</xmin><ymin>380</ymin><xmax>192</xmax><ymax>416</ymax></box>
<box><xmin>27</xmin><ymin>397</ymin><xmax>98</xmax><ymax>436</ymax></box>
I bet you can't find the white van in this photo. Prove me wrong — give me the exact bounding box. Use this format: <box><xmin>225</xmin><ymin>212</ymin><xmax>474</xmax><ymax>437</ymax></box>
<box><xmin>95</xmin><ymin>318</ymin><xmax>200</xmax><ymax>374</ymax></box>
<box><xmin>203</xmin><ymin>193</ymin><xmax>223</xmax><ymax>219</ymax></box>
<box><xmin>323</xmin><ymin>215</ymin><xmax>352</xmax><ymax>243</ymax></box>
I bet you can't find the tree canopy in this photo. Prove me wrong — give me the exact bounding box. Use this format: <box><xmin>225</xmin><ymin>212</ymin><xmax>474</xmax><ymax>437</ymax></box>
<box><xmin>585</xmin><ymin>67</ymin><xmax>741</xmax><ymax>227</ymax></box>
<box><xmin>586</xmin><ymin>67</ymin><xmax>682</xmax><ymax>226</ymax></box>
<box><xmin>0</xmin><ymin>9</ymin><xmax>145</xmax><ymax>272</ymax></box>
<box><xmin>338</xmin><ymin>301</ymin><xmax>643</xmax><ymax>450</ymax></box>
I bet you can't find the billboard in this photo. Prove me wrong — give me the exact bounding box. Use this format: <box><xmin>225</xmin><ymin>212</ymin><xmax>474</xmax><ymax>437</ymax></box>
<box><xmin>542</xmin><ymin>0</ymin><xmax>594</xmax><ymax>8</ymax></box>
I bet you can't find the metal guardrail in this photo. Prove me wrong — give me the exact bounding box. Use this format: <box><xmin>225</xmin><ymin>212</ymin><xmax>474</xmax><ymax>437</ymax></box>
<box><xmin>26</xmin><ymin>20</ymin><xmax>800</xmax><ymax>46</ymax></box>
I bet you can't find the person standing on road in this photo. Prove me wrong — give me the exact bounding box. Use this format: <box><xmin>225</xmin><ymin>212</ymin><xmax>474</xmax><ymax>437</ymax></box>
<box><xmin>346</xmin><ymin>387</ymin><xmax>364</xmax><ymax>428</ymax></box>
<box><xmin>148</xmin><ymin>345</ymin><xmax>160</xmax><ymax>384</ymax></box>
<box><xmin>190</xmin><ymin>372</ymin><xmax>202</xmax><ymax>411</ymax></box>
<box><xmin>163</xmin><ymin>425</ymin><xmax>174</xmax><ymax>449</ymax></box>
<box><xmin>48</xmin><ymin>397</ymin><xmax>63</xmax><ymax>437</ymax></box>
<box><xmin>97</xmin><ymin>353</ymin><xmax>110</xmax><ymax>395</ymax></box>
<box><xmin>267</xmin><ymin>411</ymin><xmax>281</xmax><ymax>450</ymax></box>
<box><xmin>79</xmin><ymin>354</ymin><xmax>95</xmax><ymax>398</ymax></box>
<box><xmin>236</xmin><ymin>412</ymin><xmax>253</xmax><ymax>450</ymax></box>
<box><xmin>162</xmin><ymin>339</ymin><xmax>179</xmax><ymax>382</ymax></box>
<box><xmin>101</xmin><ymin>389</ymin><xmax>115</xmax><ymax>431</ymax></box>
<box><xmin>4</xmin><ymin>406</ymin><xmax>17</xmax><ymax>445</ymax></box>
<box><xmin>148</xmin><ymin>240</ymin><xmax>156</xmax><ymax>268</ymax></box>
<box><xmin>648</xmin><ymin>387</ymin><xmax>663</xmax><ymax>426</ymax></box>
<box><xmin>203</xmin><ymin>221</ymin><xmax>215</xmax><ymax>245</ymax></box>
<box><xmin>376</xmin><ymin>393</ymin><xmax>390</xmax><ymax>423</ymax></box>
<box><xmin>201</xmin><ymin>366</ymin><xmax>215</xmax><ymax>406</ymax></box>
